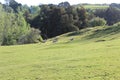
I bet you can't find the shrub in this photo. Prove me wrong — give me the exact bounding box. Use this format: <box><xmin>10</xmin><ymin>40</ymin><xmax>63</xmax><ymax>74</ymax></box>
<box><xmin>88</xmin><ymin>17</ymin><xmax>106</xmax><ymax>27</ymax></box>
<box><xmin>110</xmin><ymin>22</ymin><xmax>120</xmax><ymax>32</ymax></box>
<box><xmin>1</xmin><ymin>34</ymin><xmax>17</xmax><ymax>45</ymax></box>
<box><xmin>18</xmin><ymin>28</ymin><xmax>42</xmax><ymax>44</ymax></box>
<box><xmin>0</xmin><ymin>13</ymin><xmax>30</xmax><ymax>46</ymax></box>
<box><xmin>112</xmin><ymin>22</ymin><xmax>120</xmax><ymax>27</ymax></box>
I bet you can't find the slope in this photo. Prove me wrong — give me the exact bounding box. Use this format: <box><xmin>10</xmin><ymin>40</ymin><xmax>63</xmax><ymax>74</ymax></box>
<box><xmin>0</xmin><ymin>25</ymin><xmax>120</xmax><ymax>80</ymax></box>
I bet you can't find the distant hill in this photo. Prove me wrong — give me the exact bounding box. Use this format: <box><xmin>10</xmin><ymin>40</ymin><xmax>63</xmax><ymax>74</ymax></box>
<box><xmin>73</xmin><ymin>4</ymin><xmax>109</xmax><ymax>9</ymax></box>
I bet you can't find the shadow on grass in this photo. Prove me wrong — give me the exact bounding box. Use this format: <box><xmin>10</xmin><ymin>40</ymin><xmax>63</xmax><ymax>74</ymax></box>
<box><xmin>85</xmin><ymin>25</ymin><xmax>120</xmax><ymax>39</ymax></box>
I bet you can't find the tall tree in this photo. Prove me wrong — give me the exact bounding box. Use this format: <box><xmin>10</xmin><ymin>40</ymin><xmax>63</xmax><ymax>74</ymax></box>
<box><xmin>5</xmin><ymin>0</ymin><xmax>22</xmax><ymax>12</ymax></box>
<box><xmin>76</xmin><ymin>7</ymin><xmax>88</xmax><ymax>29</ymax></box>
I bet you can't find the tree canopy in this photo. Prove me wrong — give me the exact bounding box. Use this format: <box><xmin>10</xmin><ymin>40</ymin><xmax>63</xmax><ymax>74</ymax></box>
<box><xmin>1</xmin><ymin>0</ymin><xmax>120</xmax><ymax>45</ymax></box>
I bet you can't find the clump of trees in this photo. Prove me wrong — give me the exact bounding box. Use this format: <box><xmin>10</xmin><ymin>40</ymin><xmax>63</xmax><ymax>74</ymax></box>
<box><xmin>88</xmin><ymin>17</ymin><xmax>106</xmax><ymax>27</ymax></box>
<box><xmin>110</xmin><ymin>3</ymin><xmax>120</xmax><ymax>9</ymax></box>
<box><xmin>94</xmin><ymin>7</ymin><xmax>120</xmax><ymax>25</ymax></box>
<box><xmin>18</xmin><ymin>28</ymin><xmax>42</xmax><ymax>44</ymax></box>
<box><xmin>1</xmin><ymin>0</ymin><xmax>120</xmax><ymax>46</ymax></box>
<box><xmin>0</xmin><ymin>3</ymin><xmax>42</xmax><ymax>46</ymax></box>
<box><xmin>30</xmin><ymin>4</ymin><xmax>87</xmax><ymax>39</ymax></box>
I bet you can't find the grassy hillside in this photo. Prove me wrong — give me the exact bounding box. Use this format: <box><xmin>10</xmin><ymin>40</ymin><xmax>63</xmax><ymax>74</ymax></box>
<box><xmin>0</xmin><ymin>26</ymin><xmax>120</xmax><ymax>80</ymax></box>
<box><xmin>83</xmin><ymin>4</ymin><xmax>109</xmax><ymax>9</ymax></box>
<box><xmin>74</xmin><ymin>4</ymin><xmax>109</xmax><ymax>9</ymax></box>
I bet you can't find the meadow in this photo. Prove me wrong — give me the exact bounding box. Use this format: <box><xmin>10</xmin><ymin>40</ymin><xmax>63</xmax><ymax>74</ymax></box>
<box><xmin>74</xmin><ymin>4</ymin><xmax>109</xmax><ymax>9</ymax></box>
<box><xmin>0</xmin><ymin>26</ymin><xmax>120</xmax><ymax>80</ymax></box>
<box><xmin>83</xmin><ymin>4</ymin><xmax>109</xmax><ymax>9</ymax></box>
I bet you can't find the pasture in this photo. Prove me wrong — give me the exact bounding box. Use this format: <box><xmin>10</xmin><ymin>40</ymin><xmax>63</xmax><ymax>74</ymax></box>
<box><xmin>0</xmin><ymin>26</ymin><xmax>120</xmax><ymax>80</ymax></box>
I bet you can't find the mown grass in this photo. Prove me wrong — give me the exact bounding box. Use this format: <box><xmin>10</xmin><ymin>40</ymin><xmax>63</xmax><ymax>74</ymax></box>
<box><xmin>0</xmin><ymin>26</ymin><xmax>120</xmax><ymax>80</ymax></box>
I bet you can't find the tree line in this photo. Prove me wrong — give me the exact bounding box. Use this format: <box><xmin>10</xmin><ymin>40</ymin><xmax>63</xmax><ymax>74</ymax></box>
<box><xmin>0</xmin><ymin>0</ymin><xmax>120</xmax><ymax>45</ymax></box>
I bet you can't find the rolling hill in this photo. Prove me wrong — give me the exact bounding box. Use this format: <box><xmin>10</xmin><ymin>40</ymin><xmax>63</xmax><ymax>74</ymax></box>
<box><xmin>0</xmin><ymin>25</ymin><xmax>120</xmax><ymax>80</ymax></box>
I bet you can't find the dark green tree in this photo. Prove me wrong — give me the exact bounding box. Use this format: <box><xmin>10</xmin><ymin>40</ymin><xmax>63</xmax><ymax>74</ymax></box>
<box><xmin>76</xmin><ymin>7</ymin><xmax>88</xmax><ymax>29</ymax></box>
<box><xmin>95</xmin><ymin>7</ymin><xmax>120</xmax><ymax>25</ymax></box>
<box><xmin>88</xmin><ymin>17</ymin><xmax>106</xmax><ymax>27</ymax></box>
<box><xmin>30</xmin><ymin>5</ymin><xmax>80</xmax><ymax>39</ymax></box>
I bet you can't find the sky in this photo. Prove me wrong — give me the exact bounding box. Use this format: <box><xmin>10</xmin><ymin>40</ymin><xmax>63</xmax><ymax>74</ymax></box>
<box><xmin>0</xmin><ymin>0</ymin><xmax>120</xmax><ymax>6</ymax></box>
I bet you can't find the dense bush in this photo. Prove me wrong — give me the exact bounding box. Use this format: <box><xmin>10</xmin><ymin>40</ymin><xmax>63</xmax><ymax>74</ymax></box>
<box><xmin>110</xmin><ymin>22</ymin><xmax>120</xmax><ymax>32</ymax></box>
<box><xmin>18</xmin><ymin>28</ymin><xmax>42</xmax><ymax>44</ymax></box>
<box><xmin>112</xmin><ymin>22</ymin><xmax>120</xmax><ymax>27</ymax></box>
<box><xmin>110</xmin><ymin>3</ymin><xmax>120</xmax><ymax>9</ymax></box>
<box><xmin>30</xmin><ymin>5</ymin><xmax>87</xmax><ymax>38</ymax></box>
<box><xmin>2</xmin><ymin>33</ymin><xmax>17</xmax><ymax>45</ymax></box>
<box><xmin>0</xmin><ymin>4</ymin><xmax>42</xmax><ymax>46</ymax></box>
<box><xmin>88</xmin><ymin>17</ymin><xmax>106</xmax><ymax>27</ymax></box>
<box><xmin>1</xmin><ymin>1</ymin><xmax>120</xmax><ymax>46</ymax></box>
<box><xmin>0</xmin><ymin>13</ymin><xmax>30</xmax><ymax>45</ymax></box>
<box><xmin>94</xmin><ymin>7</ymin><xmax>120</xmax><ymax>25</ymax></box>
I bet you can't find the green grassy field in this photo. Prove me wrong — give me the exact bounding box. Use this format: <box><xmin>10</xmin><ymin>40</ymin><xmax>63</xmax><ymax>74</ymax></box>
<box><xmin>74</xmin><ymin>4</ymin><xmax>109</xmax><ymax>9</ymax></box>
<box><xmin>0</xmin><ymin>26</ymin><xmax>120</xmax><ymax>80</ymax></box>
<box><xmin>83</xmin><ymin>5</ymin><xmax>109</xmax><ymax>9</ymax></box>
